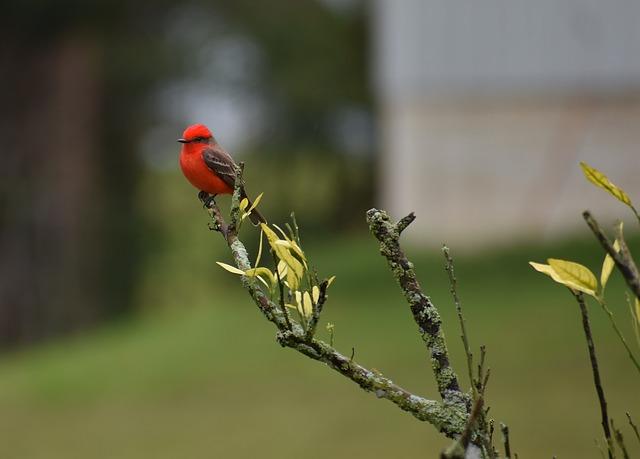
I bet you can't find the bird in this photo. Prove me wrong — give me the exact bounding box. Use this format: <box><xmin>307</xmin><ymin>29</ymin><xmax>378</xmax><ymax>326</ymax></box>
<box><xmin>178</xmin><ymin>123</ymin><xmax>265</xmax><ymax>225</ymax></box>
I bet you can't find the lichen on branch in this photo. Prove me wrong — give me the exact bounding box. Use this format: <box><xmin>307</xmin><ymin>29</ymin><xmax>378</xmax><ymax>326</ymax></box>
<box><xmin>366</xmin><ymin>208</ymin><xmax>467</xmax><ymax>408</ymax></box>
<box><xmin>198</xmin><ymin>166</ymin><xmax>475</xmax><ymax>441</ymax></box>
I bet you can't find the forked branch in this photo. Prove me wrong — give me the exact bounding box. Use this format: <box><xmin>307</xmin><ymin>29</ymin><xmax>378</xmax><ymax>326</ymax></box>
<box><xmin>200</xmin><ymin>167</ymin><xmax>470</xmax><ymax>439</ymax></box>
<box><xmin>366</xmin><ymin>209</ymin><xmax>467</xmax><ymax>408</ymax></box>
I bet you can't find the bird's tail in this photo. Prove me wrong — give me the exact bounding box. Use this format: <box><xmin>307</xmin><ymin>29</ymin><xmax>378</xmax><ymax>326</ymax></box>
<box><xmin>240</xmin><ymin>188</ymin><xmax>266</xmax><ymax>225</ymax></box>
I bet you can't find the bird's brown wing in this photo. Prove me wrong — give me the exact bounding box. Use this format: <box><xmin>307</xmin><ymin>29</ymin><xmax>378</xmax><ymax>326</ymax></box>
<box><xmin>201</xmin><ymin>144</ymin><xmax>265</xmax><ymax>224</ymax></box>
<box><xmin>201</xmin><ymin>145</ymin><xmax>237</xmax><ymax>189</ymax></box>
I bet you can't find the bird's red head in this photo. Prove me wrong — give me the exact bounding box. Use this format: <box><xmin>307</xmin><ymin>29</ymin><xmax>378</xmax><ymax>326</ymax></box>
<box><xmin>178</xmin><ymin>124</ymin><xmax>213</xmax><ymax>144</ymax></box>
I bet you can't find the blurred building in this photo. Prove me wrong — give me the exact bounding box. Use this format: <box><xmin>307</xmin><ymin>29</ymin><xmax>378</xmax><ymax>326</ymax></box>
<box><xmin>373</xmin><ymin>0</ymin><xmax>640</xmax><ymax>247</ymax></box>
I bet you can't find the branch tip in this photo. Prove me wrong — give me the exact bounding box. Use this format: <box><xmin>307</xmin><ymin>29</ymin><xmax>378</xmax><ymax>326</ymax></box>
<box><xmin>396</xmin><ymin>212</ymin><xmax>416</xmax><ymax>234</ymax></box>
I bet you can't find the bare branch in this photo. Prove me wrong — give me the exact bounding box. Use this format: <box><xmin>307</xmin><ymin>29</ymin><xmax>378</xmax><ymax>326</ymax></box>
<box><xmin>443</xmin><ymin>245</ymin><xmax>474</xmax><ymax>396</ymax></box>
<box><xmin>612</xmin><ymin>419</ymin><xmax>629</xmax><ymax>459</ymax></box>
<box><xmin>500</xmin><ymin>423</ymin><xmax>511</xmax><ymax>459</ymax></box>
<box><xmin>396</xmin><ymin>212</ymin><xmax>416</xmax><ymax>234</ymax></box>
<box><xmin>625</xmin><ymin>412</ymin><xmax>640</xmax><ymax>444</ymax></box>
<box><xmin>574</xmin><ymin>292</ymin><xmax>614</xmax><ymax>459</ymax></box>
<box><xmin>366</xmin><ymin>208</ymin><xmax>466</xmax><ymax>407</ymax></box>
<box><xmin>583</xmin><ymin>211</ymin><xmax>640</xmax><ymax>300</ymax></box>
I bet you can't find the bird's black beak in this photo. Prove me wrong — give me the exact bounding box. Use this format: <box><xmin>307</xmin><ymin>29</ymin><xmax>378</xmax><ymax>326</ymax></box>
<box><xmin>177</xmin><ymin>138</ymin><xmax>188</xmax><ymax>143</ymax></box>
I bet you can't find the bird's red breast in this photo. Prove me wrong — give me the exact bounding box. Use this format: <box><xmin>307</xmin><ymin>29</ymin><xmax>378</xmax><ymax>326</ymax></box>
<box><xmin>178</xmin><ymin>124</ymin><xmax>234</xmax><ymax>195</ymax></box>
<box><xmin>179</xmin><ymin>144</ymin><xmax>233</xmax><ymax>195</ymax></box>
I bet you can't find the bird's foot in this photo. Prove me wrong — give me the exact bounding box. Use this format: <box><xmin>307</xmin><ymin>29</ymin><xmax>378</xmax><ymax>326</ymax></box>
<box><xmin>198</xmin><ymin>191</ymin><xmax>217</xmax><ymax>209</ymax></box>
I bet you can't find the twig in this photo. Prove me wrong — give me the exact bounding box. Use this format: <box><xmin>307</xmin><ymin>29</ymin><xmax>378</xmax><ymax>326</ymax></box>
<box><xmin>481</xmin><ymin>369</ymin><xmax>491</xmax><ymax>396</ymax></box>
<box><xmin>367</xmin><ymin>209</ymin><xmax>465</xmax><ymax>406</ymax></box>
<box><xmin>626</xmin><ymin>412</ymin><xmax>640</xmax><ymax>444</ymax></box>
<box><xmin>396</xmin><ymin>212</ymin><xmax>416</xmax><ymax>234</ymax></box>
<box><xmin>583</xmin><ymin>211</ymin><xmax>640</xmax><ymax>300</ymax></box>
<box><xmin>500</xmin><ymin>423</ymin><xmax>511</xmax><ymax>459</ymax></box>
<box><xmin>612</xmin><ymin>420</ymin><xmax>629</xmax><ymax>459</ymax></box>
<box><xmin>443</xmin><ymin>245</ymin><xmax>475</xmax><ymax>396</ymax></box>
<box><xmin>488</xmin><ymin>420</ymin><xmax>495</xmax><ymax>454</ymax></box>
<box><xmin>574</xmin><ymin>292</ymin><xmax>614</xmax><ymax>459</ymax></box>
<box><xmin>305</xmin><ymin>279</ymin><xmax>329</xmax><ymax>340</ymax></box>
<box><xmin>596</xmin><ymin>298</ymin><xmax>640</xmax><ymax>373</ymax></box>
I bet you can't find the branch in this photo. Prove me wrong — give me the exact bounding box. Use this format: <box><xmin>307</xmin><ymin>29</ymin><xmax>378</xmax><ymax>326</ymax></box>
<box><xmin>443</xmin><ymin>245</ymin><xmax>475</xmax><ymax>396</ymax></box>
<box><xmin>612</xmin><ymin>419</ymin><xmax>630</xmax><ymax>459</ymax></box>
<box><xmin>583</xmin><ymin>211</ymin><xmax>640</xmax><ymax>300</ymax></box>
<box><xmin>574</xmin><ymin>292</ymin><xmax>614</xmax><ymax>459</ymax></box>
<box><xmin>366</xmin><ymin>209</ymin><xmax>466</xmax><ymax>407</ymax></box>
<box><xmin>500</xmin><ymin>423</ymin><xmax>511</xmax><ymax>459</ymax></box>
<box><xmin>277</xmin><ymin>330</ymin><xmax>466</xmax><ymax>435</ymax></box>
<box><xmin>202</xmin><ymin>184</ymin><xmax>468</xmax><ymax>438</ymax></box>
<box><xmin>626</xmin><ymin>412</ymin><xmax>640</xmax><ymax>445</ymax></box>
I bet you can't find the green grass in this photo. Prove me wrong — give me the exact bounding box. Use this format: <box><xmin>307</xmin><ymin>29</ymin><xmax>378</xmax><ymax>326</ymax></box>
<box><xmin>1</xmin><ymin>223</ymin><xmax>639</xmax><ymax>458</ymax></box>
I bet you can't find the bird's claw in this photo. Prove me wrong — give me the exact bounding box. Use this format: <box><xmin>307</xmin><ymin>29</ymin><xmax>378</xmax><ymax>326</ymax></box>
<box><xmin>198</xmin><ymin>191</ymin><xmax>217</xmax><ymax>209</ymax></box>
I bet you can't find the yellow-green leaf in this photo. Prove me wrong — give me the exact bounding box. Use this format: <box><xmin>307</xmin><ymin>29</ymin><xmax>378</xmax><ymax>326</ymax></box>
<box><xmin>327</xmin><ymin>275</ymin><xmax>336</xmax><ymax>287</ymax></box>
<box><xmin>272</xmin><ymin>224</ymin><xmax>291</xmax><ymax>241</ymax></box>
<box><xmin>632</xmin><ymin>296</ymin><xmax>640</xmax><ymax>347</ymax></box>
<box><xmin>312</xmin><ymin>285</ymin><xmax>320</xmax><ymax>304</ymax></box>
<box><xmin>216</xmin><ymin>262</ymin><xmax>245</xmax><ymax>275</ymax></box>
<box><xmin>244</xmin><ymin>267</ymin><xmax>276</xmax><ymax>286</ymax></box>
<box><xmin>288</xmin><ymin>240</ymin><xmax>307</xmax><ymax>266</ymax></box>
<box><xmin>286</xmin><ymin>256</ymin><xmax>305</xmax><ymax>281</ymax></box>
<box><xmin>580</xmin><ymin>162</ymin><xmax>632</xmax><ymax>207</ymax></box>
<box><xmin>239</xmin><ymin>198</ymin><xmax>249</xmax><ymax>212</ymax></box>
<box><xmin>294</xmin><ymin>290</ymin><xmax>303</xmax><ymax>316</ymax></box>
<box><xmin>529</xmin><ymin>262</ymin><xmax>565</xmax><ymax>284</ymax></box>
<box><xmin>247</xmin><ymin>192</ymin><xmax>263</xmax><ymax>214</ymax></box>
<box><xmin>277</xmin><ymin>260</ymin><xmax>288</xmax><ymax>279</ymax></box>
<box><xmin>271</xmin><ymin>224</ymin><xmax>307</xmax><ymax>265</ymax></box>
<box><xmin>255</xmin><ymin>275</ymin><xmax>270</xmax><ymax>288</ymax></box>
<box><xmin>547</xmin><ymin>258</ymin><xmax>598</xmax><ymax>297</ymax></box>
<box><xmin>260</xmin><ymin>222</ymin><xmax>307</xmax><ymax>286</ymax></box>
<box><xmin>274</xmin><ymin>240</ymin><xmax>293</xmax><ymax>249</ymax></box>
<box><xmin>260</xmin><ymin>223</ymin><xmax>279</xmax><ymax>245</ymax></box>
<box><xmin>254</xmin><ymin>228</ymin><xmax>264</xmax><ymax>268</ymax></box>
<box><xmin>600</xmin><ymin>239</ymin><xmax>621</xmax><ymax>290</ymax></box>
<box><xmin>286</xmin><ymin>262</ymin><xmax>300</xmax><ymax>291</ymax></box>
<box><xmin>302</xmin><ymin>291</ymin><xmax>313</xmax><ymax>318</ymax></box>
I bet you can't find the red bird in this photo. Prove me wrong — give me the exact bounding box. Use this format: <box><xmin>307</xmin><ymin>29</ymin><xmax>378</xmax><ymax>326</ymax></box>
<box><xmin>178</xmin><ymin>124</ymin><xmax>265</xmax><ymax>224</ymax></box>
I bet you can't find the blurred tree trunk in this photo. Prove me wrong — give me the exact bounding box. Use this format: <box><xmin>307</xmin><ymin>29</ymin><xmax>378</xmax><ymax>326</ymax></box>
<box><xmin>0</xmin><ymin>35</ymin><xmax>133</xmax><ymax>347</ymax></box>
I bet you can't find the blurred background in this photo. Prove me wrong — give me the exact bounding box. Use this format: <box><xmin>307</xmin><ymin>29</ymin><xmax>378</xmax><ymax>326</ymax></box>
<box><xmin>0</xmin><ymin>0</ymin><xmax>639</xmax><ymax>457</ymax></box>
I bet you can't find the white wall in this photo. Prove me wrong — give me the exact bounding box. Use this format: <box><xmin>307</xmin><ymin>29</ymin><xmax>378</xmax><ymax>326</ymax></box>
<box><xmin>373</xmin><ymin>1</ymin><xmax>640</xmax><ymax>247</ymax></box>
